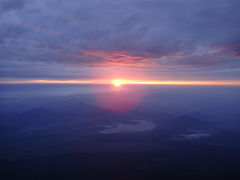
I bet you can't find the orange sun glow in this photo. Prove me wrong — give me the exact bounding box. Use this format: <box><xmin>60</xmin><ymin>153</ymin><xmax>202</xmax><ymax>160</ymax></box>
<box><xmin>2</xmin><ymin>79</ymin><xmax>240</xmax><ymax>86</ymax></box>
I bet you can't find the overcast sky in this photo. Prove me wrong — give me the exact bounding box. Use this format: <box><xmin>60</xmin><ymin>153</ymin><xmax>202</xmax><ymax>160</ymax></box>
<box><xmin>1</xmin><ymin>0</ymin><xmax>240</xmax><ymax>81</ymax></box>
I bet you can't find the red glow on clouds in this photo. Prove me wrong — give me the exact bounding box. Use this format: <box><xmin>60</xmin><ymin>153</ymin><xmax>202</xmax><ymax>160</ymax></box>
<box><xmin>82</xmin><ymin>50</ymin><xmax>157</xmax><ymax>67</ymax></box>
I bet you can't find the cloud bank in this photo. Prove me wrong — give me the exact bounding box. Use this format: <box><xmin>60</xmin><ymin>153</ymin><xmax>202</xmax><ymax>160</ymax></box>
<box><xmin>1</xmin><ymin>0</ymin><xmax>240</xmax><ymax>79</ymax></box>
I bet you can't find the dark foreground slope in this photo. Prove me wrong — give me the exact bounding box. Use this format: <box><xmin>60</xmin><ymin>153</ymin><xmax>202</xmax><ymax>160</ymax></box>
<box><xmin>1</xmin><ymin>85</ymin><xmax>240</xmax><ymax>180</ymax></box>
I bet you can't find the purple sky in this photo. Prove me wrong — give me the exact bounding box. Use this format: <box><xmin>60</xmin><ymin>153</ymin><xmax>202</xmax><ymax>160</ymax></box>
<box><xmin>1</xmin><ymin>0</ymin><xmax>240</xmax><ymax>81</ymax></box>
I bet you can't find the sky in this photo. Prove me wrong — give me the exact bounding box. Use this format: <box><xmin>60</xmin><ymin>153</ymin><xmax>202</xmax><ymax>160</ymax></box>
<box><xmin>1</xmin><ymin>0</ymin><xmax>240</xmax><ymax>82</ymax></box>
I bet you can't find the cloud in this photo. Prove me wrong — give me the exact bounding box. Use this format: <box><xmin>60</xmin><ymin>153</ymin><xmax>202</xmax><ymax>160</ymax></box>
<box><xmin>176</xmin><ymin>133</ymin><xmax>211</xmax><ymax>140</ymax></box>
<box><xmin>0</xmin><ymin>0</ymin><xmax>27</xmax><ymax>13</ymax></box>
<box><xmin>213</xmin><ymin>43</ymin><xmax>240</xmax><ymax>57</ymax></box>
<box><xmin>100</xmin><ymin>120</ymin><xmax>157</xmax><ymax>134</ymax></box>
<box><xmin>0</xmin><ymin>0</ymin><xmax>240</xmax><ymax>78</ymax></box>
<box><xmin>82</xmin><ymin>50</ymin><xmax>159</xmax><ymax>67</ymax></box>
<box><xmin>173</xmin><ymin>130</ymin><xmax>217</xmax><ymax>141</ymax></box>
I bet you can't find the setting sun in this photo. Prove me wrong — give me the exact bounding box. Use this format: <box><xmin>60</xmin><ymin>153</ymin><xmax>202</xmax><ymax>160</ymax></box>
<box><xmin>112</xmin><ymin>79</ymin><xmax>123</xmax><ymax>87</ymax></box>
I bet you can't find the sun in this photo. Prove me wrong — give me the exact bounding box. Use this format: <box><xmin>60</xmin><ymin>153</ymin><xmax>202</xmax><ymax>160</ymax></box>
<box><xmin>112</xmin><ymin>79</ymin><xmax>123</xmax><ymax>87</ymax></box>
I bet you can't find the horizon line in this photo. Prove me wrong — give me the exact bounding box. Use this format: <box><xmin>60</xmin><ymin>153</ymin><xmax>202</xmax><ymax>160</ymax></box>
<box><xmin>1</xmin><ymin>79</ymin><xmax>240</xmax><ymax>86</ymax></box>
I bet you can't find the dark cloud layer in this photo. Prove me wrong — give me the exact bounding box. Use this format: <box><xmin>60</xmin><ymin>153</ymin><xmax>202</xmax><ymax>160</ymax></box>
<box><xmin>0</xmin><ymin>0</ymin><xmax>240</xmax><ymax>79</ymax></box>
